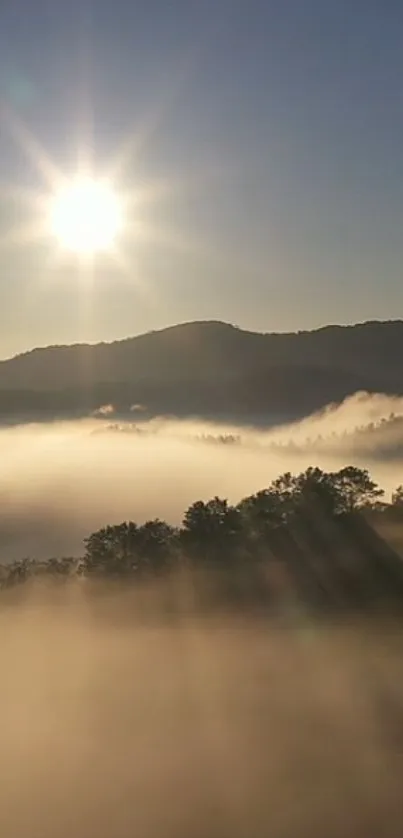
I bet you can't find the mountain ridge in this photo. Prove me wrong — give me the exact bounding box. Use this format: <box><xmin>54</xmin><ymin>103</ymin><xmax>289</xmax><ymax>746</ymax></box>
<box><xmin>5</xmin><ymin>317</ymin><xmax>403</xmax><ymax>362</ymax></box>
<box><xmin>0</xmin><ymin>319</ymin><xmax>402</xmax><ymax>424</ymax></box>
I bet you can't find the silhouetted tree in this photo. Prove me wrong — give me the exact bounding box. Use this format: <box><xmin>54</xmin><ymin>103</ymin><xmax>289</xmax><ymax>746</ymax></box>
<box><xmin>136</xmin><ymin>519</ymin><xmax>178</xmax><ymax>571</ymax></box>
<box><xmin>83</xmin><ymin>519</ymin><xmax>177</xmax><ymax>576</ymax></box>
<box><xmin>268</xmin><ymin>466</ymin><xmax>383</xmax><ymax>518</ymax></box>
<box><xmin>2</xmin><ymin>557</ymin><xmax>36</xmax><ymax>587</ymax></box>
<box><xmin>0</xmin><ymin>465</ymin><xmax>400</xmax><ymax>614</ymax></box>
<box><xmin>392</xmin><ymin>486</ymin><xmax>403</xmax><ymax>507</ymax></box>
<box><xmin>181</xmin><ymin>497</ymin><xmax>244</xmax><ymax>562</ymax></box>
<box><xmin>291</xmin><ymin>467</ymin><xmax>342</xmax><ymax>516</ymax></box>
<box><xmin>332</xmin><ymin>466</ymin><xmax>384</xmax><ymax>512</ymax></box>
<box><xmin>238</xmin><ymin>489</ymin><xmax>284</xmax><ymax>539</ymax></box>
<box><xmin>83</xmin><ymin>522</ymin><xmax>140</xmax><ymax>575</ymax></box>
<box><xmin>41</xmin><ymin>557</ymin><xmax>80</xmax><ymax>577</ymax></box>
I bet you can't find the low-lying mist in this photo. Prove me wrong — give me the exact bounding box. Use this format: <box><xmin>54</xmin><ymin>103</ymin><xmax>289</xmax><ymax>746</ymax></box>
<box><xmin>3</xmin><ymin>391</ymin><xmax>403</xmax><ymax>837</ymax></box>
<box><xmin>2</xmin><ymin>390</ymin><xmax>403</xmax><ymax>561</ymax></box>
<box><xmin>2</xmin><ymin>587</ymin><xmax>403</xmax><ymax>837</ymax></box>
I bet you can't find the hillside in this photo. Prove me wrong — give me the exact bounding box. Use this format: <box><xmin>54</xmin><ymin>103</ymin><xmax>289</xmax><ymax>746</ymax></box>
<box><xmin>0</xmin><ymin>319</ymin><xmax>402</xmax><ymax>423</ymax></box>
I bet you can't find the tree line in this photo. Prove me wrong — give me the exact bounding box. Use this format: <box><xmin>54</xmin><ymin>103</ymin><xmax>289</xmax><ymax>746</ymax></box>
<box><xmin>2</xmin><ymin>465</ymin><xmax>403</xmax><ymax>607</ymax></box>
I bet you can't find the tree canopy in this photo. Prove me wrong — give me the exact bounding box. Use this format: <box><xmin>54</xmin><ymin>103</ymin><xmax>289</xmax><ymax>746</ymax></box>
<box><xmin>2</xmin><ymin>465</ymin><xmax>403</xmax><ymax>612</ymax></box>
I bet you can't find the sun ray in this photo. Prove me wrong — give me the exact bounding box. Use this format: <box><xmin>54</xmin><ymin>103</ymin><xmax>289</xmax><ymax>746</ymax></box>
<box><xmin>134</xmin><ymin>218</ymin><xmax>215</xmax><ymax>260</ymax></box>
<box><xmin>105</xmin><ymin>243</ymin><xmax>152</xmax><ymax>297</ymax></box>
<box><xmin>105</xmin><ymin>47</ymin><xmax>199</xmax><ymax>181</ymax></box>
<box><xmin>0</xmin><ymin>102</ymin><xmax>64</xmax><ymax>190</ymax></box>
<box><xmin>0</xmin><ymin>219</ymin><xmax>48</xmax><ymax>251</ymax></box>
<box><xmin>0</xmin><ymin>83</ymin><xmax>221</xmax><ymax>289</ymax></box>
<box><xmin>0</xmin><ymin>182</ymin><xmax>47</xmax><ymax>208</ymax></box>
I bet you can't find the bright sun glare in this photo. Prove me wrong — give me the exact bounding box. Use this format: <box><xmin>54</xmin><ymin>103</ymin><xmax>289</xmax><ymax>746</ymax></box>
<box><xmin>49</xmin><ymin>178</ymin><xmax>122</xmax><ymax>254</ymax></box>
<box><xmin>2</xmin><ymin>106</ymin><xmax>192</xmax><ymax>272</ymax></box>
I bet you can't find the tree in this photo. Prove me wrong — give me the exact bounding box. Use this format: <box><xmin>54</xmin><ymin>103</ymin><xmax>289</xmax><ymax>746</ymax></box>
<box><xmin>269</xmin><ymin>468</ymin><xmax>341</xmax><ymax>519</ymax></box>
<box><xmin>2</xmin><ymin>557</ymin><xmax>36</xmax><ymax>587</ymax></box>
<box><xmin>332</xmin><ymin>466</ymin><xmax>384</xmax><ymax>513</ymax></box>
<box><xmin>0</xmin><ymin>463</ymin><xmax>394</xmax><ymax>598</ymax></box>
<box><xmin>83</xmin><ymin>522</ymin><xmax>140</xmax><ymax>575</ymax></box>
<box><xmin>40</xmin><ymin>557</ymin><xmax>78</xmax><ymax>577</ymax></box>
<box><xmin>392</xmin><ymin>485</ymin><xmax>403</xmax><ymax>507</ymax></box>
<box><xmin>83</xmin><ymin>519</ymin><xmax>177</xmax><ymax>576</ymax></box>
<box><xmin>266</xmin><ymin>466</ymin><xmax>384</xmax><ymax>520</ymax></box>
<box><xmin>238</xmin><ymin>489</ymin><xmax>284</xmax><ymax>538</ymax></box>
<box><xmin>292</xmin><ymin>467</ymin><xmax>342</xmax><ymax>515</ymax></box>
<box><xmin>181</xmin><ymin>497</ymin><xmax>244</xmax><ymax>561</ymax></box>
<box><xmin>270</xmin><ymin>471</ymin><xmax>297</xmax><ymax>507</ymax></box>
<box><xmin>136</xmin><ymin>519</ymin><xmax>177</xmax><ymax>571</ymax></box>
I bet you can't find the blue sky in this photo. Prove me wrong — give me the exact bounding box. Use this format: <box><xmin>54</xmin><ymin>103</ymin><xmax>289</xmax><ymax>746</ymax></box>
<box><xmin>0</xmin><ymin>0</ymin><xmax>402</xmax><ymax>356</ymax></box>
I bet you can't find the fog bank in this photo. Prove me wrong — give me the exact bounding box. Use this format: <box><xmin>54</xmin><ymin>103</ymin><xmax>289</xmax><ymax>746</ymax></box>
<box><xmin>1</xmin><ymin>589</ymin><xmax>403</xmax><ymax>837</ymax></box>
<box><xmin>1</xmin><ymin>391</ymin><xmax>403</xmax><ymax>560</ymax></box>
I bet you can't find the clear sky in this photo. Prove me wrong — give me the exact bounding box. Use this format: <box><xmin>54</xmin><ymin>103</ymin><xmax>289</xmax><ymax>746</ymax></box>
<box><xmin>0</xmin><ymin>0</ymin><xmax>402</xmax><ymax>357</ymax></box>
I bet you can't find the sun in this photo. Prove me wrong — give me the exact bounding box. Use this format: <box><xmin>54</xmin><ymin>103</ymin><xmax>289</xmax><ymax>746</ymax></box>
<box><xmin>49</xmin><ymin>177</ymin><xmax>122</xmax><ymax>254</ymax></box>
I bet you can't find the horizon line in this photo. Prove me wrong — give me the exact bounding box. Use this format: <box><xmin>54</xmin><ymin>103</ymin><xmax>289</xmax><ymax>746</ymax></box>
<box><xmin>2</xmin><ymin>316</ymin><xmax>403</xmax><ymax>364</ymax></box>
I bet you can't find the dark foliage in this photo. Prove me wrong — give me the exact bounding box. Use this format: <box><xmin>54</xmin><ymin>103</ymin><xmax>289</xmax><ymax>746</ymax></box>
<box><xmin>2</xmin><ymin>465</ymin><xmax>403</xmax><ymax>613</ymax></box>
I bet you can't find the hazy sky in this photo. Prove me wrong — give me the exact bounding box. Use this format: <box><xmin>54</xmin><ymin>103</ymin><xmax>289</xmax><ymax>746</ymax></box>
<box><xmin>0</xmin><ymin>0</ymin><xmax>403</xmax><ymax>357</ymax></box>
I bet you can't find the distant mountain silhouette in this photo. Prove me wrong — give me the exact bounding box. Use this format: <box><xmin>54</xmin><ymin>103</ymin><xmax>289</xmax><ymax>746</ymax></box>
<box><xmin>0</xmin><ymin>319</ymin><xmax>402</xmax><ymax>423</ymax></box>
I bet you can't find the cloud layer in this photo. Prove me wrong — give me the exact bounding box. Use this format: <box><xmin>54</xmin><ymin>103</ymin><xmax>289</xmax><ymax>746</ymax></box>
<box><xmin>1</xmin><ymin>391</ymin><xmax>403</xmax><ymax>560</ymax></box>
